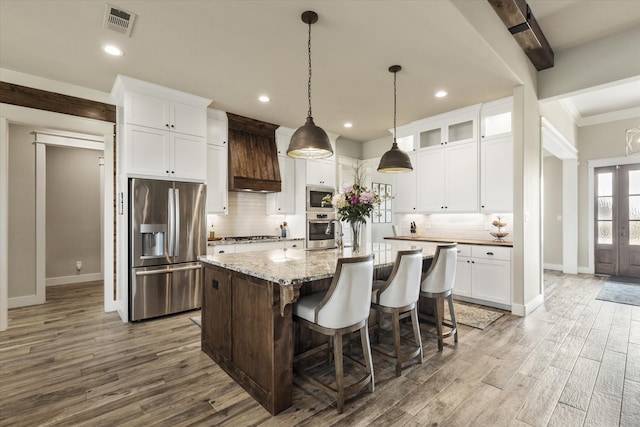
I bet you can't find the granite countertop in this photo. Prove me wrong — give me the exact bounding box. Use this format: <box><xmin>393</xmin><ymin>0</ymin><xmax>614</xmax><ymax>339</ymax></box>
<box><xmin>208</xmin><ymin>237</ymin><xmax>305</xmax><ymax>246</ymax></box>
<box><xmin>384</xmin><ymin>236</ymin><xmax>513</xmax><ymax>247</ymax></box>
<box><xmin>198</xmin><ymin>242</ymin><xmax>436</xmax><ymax>286</ymax></box>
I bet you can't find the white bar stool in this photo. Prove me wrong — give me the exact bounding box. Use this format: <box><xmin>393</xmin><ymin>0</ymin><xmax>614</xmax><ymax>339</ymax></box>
<box><xmin>371</xmin><ymin>248</ymin><xmax>424</xmax><ymax>376</ymax></box>
<box><xmin>293</xmin><ymin>254</ymin><xmax>375</xmax><ymax>413</ymax></box>
<box><xmin>419</xmin><ymin>243</ymin><xmax>458</xmax><ymax>351</ymax></box>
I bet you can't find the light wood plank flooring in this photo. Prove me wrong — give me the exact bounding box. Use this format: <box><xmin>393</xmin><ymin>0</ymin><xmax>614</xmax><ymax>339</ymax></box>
<box><xmin>1</xmin><ymin>272</ymin><xmax>639</xmax><ymax>426</ymax></box>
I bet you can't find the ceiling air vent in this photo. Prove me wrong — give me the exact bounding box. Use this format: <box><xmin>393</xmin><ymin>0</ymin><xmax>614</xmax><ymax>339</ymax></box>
<box><xmin>104</xmin><ymin>3</ymin><xmax>136</xmax><ymax>37</ymax></box>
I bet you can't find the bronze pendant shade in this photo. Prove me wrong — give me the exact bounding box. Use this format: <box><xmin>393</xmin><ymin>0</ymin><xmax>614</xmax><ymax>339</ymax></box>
<box><xmin>287</xmin><ymin>11</ymin><xmax>333</xmax><ymax>159</ymax></box>
<box><xmin>378</xmin><ymin>65</ymin><xmax>413</xmax><ymax>173</ymax></box>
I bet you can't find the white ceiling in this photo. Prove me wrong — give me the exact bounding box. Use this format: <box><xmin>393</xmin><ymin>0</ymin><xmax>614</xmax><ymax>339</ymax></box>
<box><xmin>0</xmin><ymin>0</ymin><xmax>638</xmax><ymax>141</ymax></box>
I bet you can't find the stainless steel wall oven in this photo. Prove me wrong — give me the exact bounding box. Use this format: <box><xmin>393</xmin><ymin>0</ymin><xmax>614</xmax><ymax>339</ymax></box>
<box><xmin>306</xmin><ymin>212</ymin><xmax>337</xmax><ymax>250</ymax></box>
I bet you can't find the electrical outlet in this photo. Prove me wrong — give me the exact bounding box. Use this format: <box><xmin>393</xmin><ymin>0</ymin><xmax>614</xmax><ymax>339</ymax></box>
<box><xmin>76</xmin><ymin>260</ymin><xmax>82</xmax><ymax>270</ymax></box>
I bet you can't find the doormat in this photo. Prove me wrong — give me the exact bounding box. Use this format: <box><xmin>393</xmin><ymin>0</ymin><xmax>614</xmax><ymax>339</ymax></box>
<box><xmin>596</xmin><ymin>277</ymin><xmax>640</xmax><ymax>306</ymax></box>
<box><xmin>190</xmin><ymin>316</ymin><xmax>201</xmax><ymax>327</ymax></box>
<box><xmin>444</xmin><ymin>301</ymin><xmax>504</xmax><ymax>330</ymax></box>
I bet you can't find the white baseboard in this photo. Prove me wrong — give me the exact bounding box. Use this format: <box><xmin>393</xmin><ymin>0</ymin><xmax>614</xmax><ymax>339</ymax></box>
<box><xmin>578</xmin><ymin>266</ymin><xmax>592</xmax><ymax>274</ymax></box>
<box><xmin>543</xmin><ymin>263</ymin><xmax>563</xmax><ymax>271</ymax></box>
<box><xmin>511</xmin><ymin>293</ymin><xmax>545</xmax><ymax>317</ymax></box>
<box><xmin>46</xmin><ymin>273</ymin><xmax>103</xmax><ymax>286</ymax></box>
<box><xmin>8</xmin><ymin>294</ymin><xmax>45</xmax><ymax>309</ymax></box>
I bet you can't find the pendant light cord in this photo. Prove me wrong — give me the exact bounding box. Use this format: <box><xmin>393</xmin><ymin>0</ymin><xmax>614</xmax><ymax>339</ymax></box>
<box><xmin>307</xmin><ymin>21</ymin><xmax>313</xmax><ymax>118</ymax></box>
<box><xmin>393</xmin><ymin>69</ymin><xmax>397</xmax><ymax>144</ymax></box>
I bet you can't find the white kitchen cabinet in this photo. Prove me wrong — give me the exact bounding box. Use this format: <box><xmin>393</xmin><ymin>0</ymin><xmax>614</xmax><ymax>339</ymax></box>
<box><xmin>125</xmin><ymin>92</ymin><xmax>207</xmax><ymax>137</ymax></box>
<box><xmin>480</xmin><ymin>135</ymin><xmax>513</xmax><ymax>212</ymax></box>
<box><xmin>126</xmin><ymin>125</ymin><xmax>206</xmax><ymax>181</ymax></box>
<box><xmin>416</xmin><ymin>142</ymin><xmax>478</xmax><ymax>212</ymax></box>
<box><xmin>209</xmin><ymin>239</ymin><xmax>304</xmax><ymax>255</ymax></box>
<box><xmin>209</xmin><ymin>244</ymin><xmax>235</xmax><ymax>255</ymax></box>
<box><xmin>480</xmin><ymin>97</ymin><xmax>512</xmax><ymax>140</ymax></box>
<box><xmin>417</xmin><ymin>108</ymin><xmax>479</xmax><ymax>149</ymax></box>
<box><xmin>394</xmin><ymin>152</ymin><xmax>417</xmax><ymax>212</ymax></box>
<box><xmin>306</xmin><ymin>158</ymin><xmax>336</xmax><ymax>188</ymax></box>
<box><xmin>206</xmin><ymin>144</ymin><xmax>228</xmax><ymax>214</ymax></box>
<box><xmin>453</xmin><ymin>244</ymin><xmax>511</xmax><ymax>308</ymax></box>
<box><xmin>453</xmin><ymin>245</ymin><xmax>472</xmax><ymax>297</ymax></box>
<box><xmin>207</xmin><ymin>108</ymin><xmax>228</xmax><ymax>147</ymax></box>
<box><xmin>112</xmin><ymin>75</ymin><xmax>211</xmax><ymax>182</ymax></box>
<box><xmin>267</xmin><ymin>155</ymin><xmax>296</xmax><ymax>214</ymax></box>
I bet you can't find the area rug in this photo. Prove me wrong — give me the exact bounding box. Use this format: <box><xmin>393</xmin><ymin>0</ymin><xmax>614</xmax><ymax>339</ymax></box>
<box><xmin>596</xmin><ymin>276</ymin><xmax>640</xmax><ymax>306</ymax></box>
<box><xmin>190</xmin><ymin>316</ymin><xmax>201</xmax><ymax>327</ymax></box>
<box><xmin>444</xmin><ymin>301</ymin><xmax>504</xmax><ymax>330</ymax></box>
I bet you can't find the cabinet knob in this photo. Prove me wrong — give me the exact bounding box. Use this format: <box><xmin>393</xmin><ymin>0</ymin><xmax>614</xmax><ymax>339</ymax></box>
<box><xmin>481</xmin><ymin>205</ymin><xmax>485</xmax><ymax>208</ymax></box>
<box><xmin>292</xmin><ymin>244</ymin><xmax>297</xmax><ymax>248</ymax></box>
<box><xmin>166</xmin><ymin>170</ymin><xmax>169</xmax><ymax>174</ymax></box>
<box><xmin>171</xmin><ymin>171</ymin><xmax>175</xmax><ymax>174</ymax></box>
<box><xmin>487</xmin><ymin>252</ymin><xmax>494</xmax><ymax>256</ymax></box>
<box><xmin>211</xmin><ymin>279</ymin><xmax>219</xmax><ymax>290</ymax></box>
<box><xmin>472</xmin><ymin>261</ymin><xmax>475</xmax><ymax>263</ymax></box>
<box><xmin>171</xmin><ymin>124</ymin><xmax>175</xmax><ymax>128</ymax></box>
<box><xmin>467</xmin><ymin>260</ymin><xmax>470</xmax><ymax>263</ymax></box>
<box><xmin>218</xmin><ymin>250</ymin><xmax>225</xmax><ymax>253</ymax></box>
<box><xmin>165</xmin><ymin>124</ymin><xmax>170</xmax><ymax>128</ymax></box>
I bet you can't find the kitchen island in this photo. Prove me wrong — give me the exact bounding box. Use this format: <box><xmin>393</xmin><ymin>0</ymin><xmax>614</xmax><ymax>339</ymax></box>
<box><xmin>198</xmin><ymin>243</ymin><xmax>436</xmax><ymax>415</ymax></box>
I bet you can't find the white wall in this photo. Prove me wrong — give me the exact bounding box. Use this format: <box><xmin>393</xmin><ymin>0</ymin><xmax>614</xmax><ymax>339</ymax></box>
<box><xmin>7</xmin><ymin>124</ymin><xmax>37</xmax><ymax>298</ymax></box>
<box><xmin>538</xmin><ymin>26</ymin><xmax>640</xmax><ymax>101</ymax></box>
<box><xmin>46</xmin><ymin>146</ymin><xmax>102</xmax><ymax>280</ymax></box>
<box><xmin>543</xmin><ymin>156</ymin><xmax>563</xmax><ymax>268</ymax></box>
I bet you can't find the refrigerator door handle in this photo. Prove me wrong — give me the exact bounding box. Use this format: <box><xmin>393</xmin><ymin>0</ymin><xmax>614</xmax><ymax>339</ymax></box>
<box><xmin>174</xmin><ymin>188</ymin><xmax>180</xmax><ymax>258</ymax></box>
<box><xmin>134</xmin><ymin>264</ymin><xmax>202</xmax><ymax>276</ymax></box>
<box><xmin>168</xmin><ymin>188</ymin><xmax>175</xmax><ymax>257</ymax></box>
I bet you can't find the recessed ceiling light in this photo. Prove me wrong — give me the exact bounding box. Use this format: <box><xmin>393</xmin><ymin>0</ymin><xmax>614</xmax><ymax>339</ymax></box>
<box><xmin>259</xmin><ymin>95</ymin><xmax>270</xmax><ymax>102</ymax></box>
<box><xmin>344</xmin><ymin>122</ymin><xmax>352</xmax><ymax>128</ymax></box>
<box><xmin>435</xmin><ymin>90</ymin><xmax>448</xmax><ymax>98</ymax></box>
<box><xmin>102</xmin><ymin>44</ymin><xmax>123</xmax><ymax>56</ymax></box>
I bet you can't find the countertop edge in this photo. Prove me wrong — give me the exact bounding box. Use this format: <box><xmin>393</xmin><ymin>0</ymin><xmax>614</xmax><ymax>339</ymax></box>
<box><xmin>384</xmin><ymin>236</ymin><xmax>513</xmax><ymax>247</ymax></box>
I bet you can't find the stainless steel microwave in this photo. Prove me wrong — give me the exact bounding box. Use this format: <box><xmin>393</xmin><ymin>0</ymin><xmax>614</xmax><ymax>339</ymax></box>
<box><xmin>306</xmin><ymin>185</ymin><xmax>334</xmax><ymax>212</ymax></box>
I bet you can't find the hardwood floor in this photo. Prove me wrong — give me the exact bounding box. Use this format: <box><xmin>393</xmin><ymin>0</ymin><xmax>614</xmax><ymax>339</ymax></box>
<box><xmin>1</xmin><ymin>272</ymin><xmax>639</xmax><ymax>426</ymax></box>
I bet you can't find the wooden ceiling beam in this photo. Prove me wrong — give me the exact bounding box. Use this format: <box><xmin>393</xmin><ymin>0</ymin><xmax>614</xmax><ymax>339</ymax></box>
<box><xmin>487</xmin><ymin>0</ymin><xmax>555</xmax><ymax>71</ymax></box>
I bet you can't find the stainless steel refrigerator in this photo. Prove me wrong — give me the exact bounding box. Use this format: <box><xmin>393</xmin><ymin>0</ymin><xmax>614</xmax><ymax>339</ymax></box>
<box><xmin>129</xmin><ymin>178</ymin><xmax>206</xmax><ymax>321</ymax></box>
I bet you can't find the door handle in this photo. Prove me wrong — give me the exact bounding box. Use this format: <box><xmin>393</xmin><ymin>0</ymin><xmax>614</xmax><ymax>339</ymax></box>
<box><xmin>135</xmin><ymin>264</ymin><xmax>202</xmax><ymax>276</ymax></box>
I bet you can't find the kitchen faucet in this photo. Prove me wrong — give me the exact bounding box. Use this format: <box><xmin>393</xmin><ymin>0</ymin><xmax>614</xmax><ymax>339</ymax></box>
<box><xmin>325</xmin><ymin>219</ymin><xmax>343</xmax><ymax>249</ymax></box>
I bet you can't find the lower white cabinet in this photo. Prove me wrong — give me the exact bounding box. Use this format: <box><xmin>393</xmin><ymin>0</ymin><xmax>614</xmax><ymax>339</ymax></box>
<box><xmin>207</xmin><ymin>240</ymin><xmax>304</xmax><ymax>255</ymax></box>
<box><xmin>453</xmin><ymin>244</ymin><xmax>511</xmax><ymax>308</ymax></box>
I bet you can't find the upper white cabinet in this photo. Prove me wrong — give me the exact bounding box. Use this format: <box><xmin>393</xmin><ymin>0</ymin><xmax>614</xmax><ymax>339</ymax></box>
<box><xmin>206</xmin><ymin>109</ymin><xmax>228</xmax><ymax>214</ymax></box>
<box><xmin>480</xmin><ymin>97</ymin><xmax>513</xmax><ymax>212</ymax></box>
<box><xmin>394</xmin><ymin>152</ymin><xmax>418</xmax><ymax>212</ymax></box>
<box><xmin>125</xmin><ymin>92</ymin><xmax>207</xmax><ymax>137</ymax></box>
<box><xmin>267</xmin><ymin>155</ymin><xmax>296</xmax><ymax>214</ymax></box>
<box><xmin>111</xmin><ymin>75</ymin><xmax>211</xmax><ymax>182</ymax></box>
<box><xmin>206</xmin><ymin>144</ymin><xmax>228</xmax><ymax>214</ymax></box>
<box><xmin>416</xmin><ymin>106</ymin><xmax>479</xmax><ymax>149</ymax></box>
<box><xmin>267</xmin><ymin>127</ymin><xmax>297</xmax><ymax>215</ymax></box>
<box><xmin>480</xmin><ymin>97</ymin><xmax>512</xmax><ymax>140</ymax></box>
<box><xmin>306</xmin><ymin>159</ymin><xmax>336</xmax><ymax>187</ymax></box>
<box><xmin>416</xmin><ymin>143</ymin><xmax>478</xmax><ymax>212</ymax></box>
<box><xmin>481</xmin><ymin>135</ymin><xmax>513</xmax><ymax>212</ymax></box>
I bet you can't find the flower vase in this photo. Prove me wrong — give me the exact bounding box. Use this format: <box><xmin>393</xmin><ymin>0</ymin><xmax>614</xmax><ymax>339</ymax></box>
<box><xmin>350</xmin><ymin>221</ymin><xmax>363</xmax><ymax>255</ymax></box>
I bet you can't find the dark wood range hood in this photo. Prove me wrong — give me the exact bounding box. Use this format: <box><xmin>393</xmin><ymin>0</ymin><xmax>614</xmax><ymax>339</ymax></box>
<box><xmin>227</xmin><ymin>113</ymin><xmax>281</xmax><ymax>192</ymax></box>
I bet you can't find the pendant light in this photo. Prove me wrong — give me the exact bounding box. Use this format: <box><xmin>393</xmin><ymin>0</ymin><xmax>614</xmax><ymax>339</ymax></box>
<box><xmin>377</xmin><ymin>65</ymin><xmax>413</xmax><ymax>173</ymax></box>
<box><xmin>287</xmin><ymin>10</ymin><xmax>334</xmax><ymax>159</ymax></box>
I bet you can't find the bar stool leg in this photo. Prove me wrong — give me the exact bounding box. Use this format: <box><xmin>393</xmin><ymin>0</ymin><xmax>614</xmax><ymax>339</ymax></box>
<box><xmin>392</xmin><ymin>311</ymin><xmax>402</xmax><ymax>376</ymax></box>
<box><xmin>434</xmin><ymin>297</ymin><xmax>444</xmax><ymax>351</ymax></box>
<box><xmin>447</xmin><ymin>294</ymin><xmax>458</xmax><ymax>343</ymax></box>
<box><xmin>360</xmin><ymin>323</ymin><xmax>375</xmax><ymax>393</ymax></box>
<box><xmin>410</xmin><ymin>306</ymin><xmax>424</xmax><ymax>363</ymax></box>
<box><xmin>334</xmin><ymin>332</ymin><xmax>345</xmax><ymax>413</ymax></box>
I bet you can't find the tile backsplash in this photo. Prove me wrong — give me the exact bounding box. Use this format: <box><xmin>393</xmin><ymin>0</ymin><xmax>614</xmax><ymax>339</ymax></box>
<box><xmin>395</xmin><ymin>213</ymin><xmax>513</xmax><ymax>242</ymax></box>
<box><xmin>207</xmin><ymin>192</ymin><xmax>305</xmax><ymax>238</ymax></box>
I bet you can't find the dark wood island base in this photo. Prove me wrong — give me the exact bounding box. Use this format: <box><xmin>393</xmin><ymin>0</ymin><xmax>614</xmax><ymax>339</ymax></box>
<box><xmin>199</xmin><ymin>244</ymin><xmax>435</xmax><ymax>415</ymax></box>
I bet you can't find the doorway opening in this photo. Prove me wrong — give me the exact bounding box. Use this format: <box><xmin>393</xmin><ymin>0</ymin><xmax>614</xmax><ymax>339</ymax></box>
<box><xmin>594</xmin><ymin>163</ymin><xmax>640</xmax><ymax>277</ymax></box>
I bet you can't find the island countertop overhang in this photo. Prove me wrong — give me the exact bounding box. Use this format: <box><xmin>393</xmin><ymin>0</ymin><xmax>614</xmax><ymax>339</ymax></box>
<box><xmin>198</xmin><ymin>242</ymin><xmax>437</xmax><ymax>286</ymax></box>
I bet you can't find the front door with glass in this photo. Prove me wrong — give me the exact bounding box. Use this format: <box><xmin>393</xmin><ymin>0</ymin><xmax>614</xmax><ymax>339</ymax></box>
<box><xmin>594</xmin><ymin>164</ymin><xmax>640</xmax><ymax>277</ymax></box>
